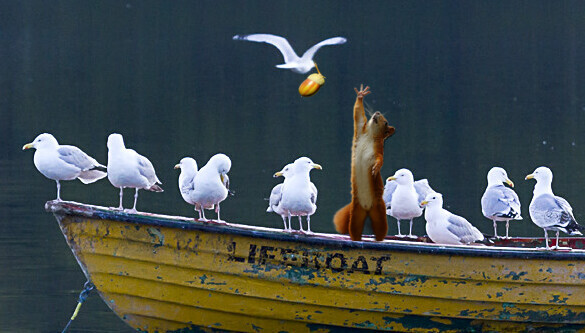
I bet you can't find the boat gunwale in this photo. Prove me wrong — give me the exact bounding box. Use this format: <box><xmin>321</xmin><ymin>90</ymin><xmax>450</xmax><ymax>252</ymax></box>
<box><xmin>46</xmin><ymin>200</ymin><xmax>585</xmax><ymax>260</ymax></box>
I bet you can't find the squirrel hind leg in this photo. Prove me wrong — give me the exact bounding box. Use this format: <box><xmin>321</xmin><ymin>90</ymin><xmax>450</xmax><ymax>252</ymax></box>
<box><xmin>369</xmin><ymin>203</ymin><xmax>389</xmax><ymax>241</ymax></box>
<box><xmin>333</xmin><ymin>204</ymin><xmax>351</xmax><ymax>234</ymax></box>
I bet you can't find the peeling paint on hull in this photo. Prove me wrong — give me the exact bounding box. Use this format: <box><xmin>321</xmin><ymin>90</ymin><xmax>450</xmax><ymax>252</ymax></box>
<box><xmin>46</xmin><ymin>201</ymin><xmax>585</xmax><ymax>333</ymax></box>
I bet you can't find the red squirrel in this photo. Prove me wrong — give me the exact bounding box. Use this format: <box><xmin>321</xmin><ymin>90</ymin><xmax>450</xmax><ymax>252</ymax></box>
<box><xmin>333</xmin><ymin>85</ymin><xmax>395</xmax><ymax>241</ymax></box>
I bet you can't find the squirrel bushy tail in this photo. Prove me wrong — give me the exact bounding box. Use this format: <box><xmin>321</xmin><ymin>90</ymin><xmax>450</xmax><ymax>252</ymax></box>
<box><xmin>333</xmin><ymin>203</ymin><xmax>351</xmax><ymax>234</ymax></box>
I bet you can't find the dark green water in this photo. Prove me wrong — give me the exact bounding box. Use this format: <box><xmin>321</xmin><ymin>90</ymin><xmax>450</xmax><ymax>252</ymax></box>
<box><xmin>2</xmin><ymin>1</ymin><xmax>585</xmax><ymax>331</ymax></box>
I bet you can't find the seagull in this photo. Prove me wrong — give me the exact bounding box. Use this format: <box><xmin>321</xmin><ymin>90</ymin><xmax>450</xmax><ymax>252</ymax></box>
<box><xmin>106</xmin><ymin>133</ymin><xmax>163</xmax><ymax>212</ymax></box>
<box><xmin>22</xmin><ymin>133</ymin><xmax>107</xmax><ymax>201</ymax></box>
<box><xmin>233</xmin><ymin>34</ymin><xmax>347</xmax><ymax>74</ymax></box>
<box><xmin>279</xmin><ymin>157</ymin><xmax>322</xmax><ymax>233</ymax></box>
<box><xmin>189</xmin><ymin>153</ymin><xmax>232</xmax><ymax>222</ymax></box>
<box><xmin>384</xmin><ymin>169</ymin><xmax>435</xmax><ymax>238</ymax></box>
<box><xmin>481</xmin><ymin>167</ymin><xmax>522</xmax><ymax>239</ymax></box>
<box><xmin>421</xmin><ymin>193</ymin><xmax>484</xmax><ymax>245</ymax></box>
<box><xmin>267</xmin><ymin>163</ymin><xmax>294</xmax><ymax>231</ymax></box>
<box><xmin>174</xmin><ymin>157</ymin><xmax>204</xmax><ymax>219</ymax></box>
<box><xmin>525</xmin><ymin>166</ymin><xmax>583</xmax><ymax>250</ymax></box>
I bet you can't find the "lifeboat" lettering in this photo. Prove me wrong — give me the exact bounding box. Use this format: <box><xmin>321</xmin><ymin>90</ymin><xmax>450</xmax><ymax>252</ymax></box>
<box><xmin>227</xmin><ymin>241</ymin><xmax>390</xmax><ymax>275</ymax></box>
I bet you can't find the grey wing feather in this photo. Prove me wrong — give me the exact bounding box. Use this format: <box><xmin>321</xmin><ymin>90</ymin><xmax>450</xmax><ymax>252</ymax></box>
<box><xmin>383</xmin><ymin>180</ymin><xmax>397</xmax><ymax>208</ymax></box>
<box><xmin>310</xmin><ymin>182</ymin><xmax>318</xmax><ymax>205</ymax></box>
<box><xmin>414</xmin><ymin>179</ymin><xmax>435</xmax><ymax>204</ymax></box>
<box><xmin>554</xmin><ymin>196</ymin><xmax>574</xmax><ymax>218</ymax></box>
<box><xmin>136</xmin><ymin>153</ymin><xmax>160</xmax><ymax>184</ymax></box>
<box><xmin>302</xmin><ymin>37</ymin><xmax>347</xmax><ymax>60</ymax></box>
<box><xmin>530</xmin><ymin>194</ymin><xmax>569</xmax><ymax>228</ymax></box>
<box><xmin>267</xmin><ymin>183</ymin><xmax>283</xmax><ymax>212</ymax></box>
<box><xmin>57</xmin><ymin>145</ymin><xmax>102</xmax><ymax>170</ymax></box>
<box><xmin>233</xmin><ymin>34</ymin><xmax>298</xmax><ymax>63</ymax></box>
<box><xmin>481</xmin><ymin>186</ymin><xmax>521</xmax><ymax>219</ymax></box>
<box><xmin>447</xmin><ymin>214</ymin><xmax>483</xmax><ymax>244</ymax></box>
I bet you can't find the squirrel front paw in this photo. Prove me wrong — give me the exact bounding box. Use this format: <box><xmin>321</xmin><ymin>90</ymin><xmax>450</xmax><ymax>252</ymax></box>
<box><xmin>354</xmin><ymin>84</ymin><xmax>371</xmax><ymax>99</ymax></box>
<box><xmin>371</xmin><ymin>163</ymin><xmax>382</xmax><ymax>175</ymax></box>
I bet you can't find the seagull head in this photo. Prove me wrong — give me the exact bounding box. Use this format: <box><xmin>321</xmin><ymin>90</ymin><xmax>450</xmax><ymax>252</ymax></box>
<box><xmin>420</xmin><ymin>192</ymin><xmax>443</xmax><ymax>208</ymax></box>
<box><xmin>174</xmin><ymin>157</ymin><xmax>198</xmax><ymax>172</ymax></box>
<box><xmin>22</xmin><ymin>133</ymin><xmax>59</xmax><ymax>150</ymax></box>
<box><xmin>387</xmin><ymin>168</ymin><xmax>414</xmax><ymax>185</ymax></box>
<box><xmin>209</xmin><ymin>153</ymin><xmax>231</xmax><ymax>175</ymax></box>
<box><xmin>107</xmin><ymin>133</ymin><xmax>126</xmax><ymax>151</ymax></box>
<box><xmin>525</xmin><ymin>166</ymin><xmax>553</xmax><ymax>184</ymax></box>
<box><xmin>274</xmin><ymin>163</ymin><xmax>294</xmax><ymax>178</ymax></box>
<box><xmin>293</xmin><ymin>157</ymin><xmax>322</xmax><ymax>174</ymax></box>
<box><xmin>487</xmin><ymin>167</ymin><xmax>514</xmax><ymax>187</ymax></box>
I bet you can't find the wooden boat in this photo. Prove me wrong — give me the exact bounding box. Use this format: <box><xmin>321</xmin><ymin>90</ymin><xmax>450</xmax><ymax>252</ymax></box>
<box><xmin>46</xmin><ymin>200</ymin><xmax>585</xmax><ymax>332</ymax></box>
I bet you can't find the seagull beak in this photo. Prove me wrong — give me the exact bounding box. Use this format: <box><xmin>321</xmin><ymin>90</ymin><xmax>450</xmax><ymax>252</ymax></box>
<box><xmin>505</xmin><ymin>179</ymin><xmax>514</xmax><ymax>187</ymax></box>
<box><xmin>174</xmin><ymin>164</ymin><xmax>180</xmax><ymax>169</ymax></box>
<box><xmin>273</xmin><ymin>171</ymin><xmax>283</xmax><ymax>177</ymax></box>
<box><xmin>420</xmin><ymin>200</ymin><xmax>428</xmax><ymax>206</ymax></box>
<box><xmin>387</xmin><ymin>176</ymin><xmax>397</xmax><ymax>182</ymax></box>
<box><xmin>312</xmin><ymin>163</ymin><xmax>322</xmax><ymax>170</ymax></box>
<box><xmin>525</xmin><ymin>174</ymin><xmax>534</xmax><ymax>180</ymax></box>
<box><xmin>22</xmin><ymin>143</ymin><xmax>34</xmax><ymax>150</ymax></box>
<box><xmin>220</xmin><ymin>174</ymin><xmax>225</xmax><ymax>183</ymax></box>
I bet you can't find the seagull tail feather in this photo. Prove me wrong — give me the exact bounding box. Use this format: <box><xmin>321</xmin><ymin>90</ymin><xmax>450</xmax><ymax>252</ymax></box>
<box><xmin>148</xmin><ymin>184</ymin><xmax>164</xmax><ymax>192</ymax></box>
<box><xmin>77</xmin><ymin>170</ymin><xmax>107</xmax><ymax>184</ymax></box>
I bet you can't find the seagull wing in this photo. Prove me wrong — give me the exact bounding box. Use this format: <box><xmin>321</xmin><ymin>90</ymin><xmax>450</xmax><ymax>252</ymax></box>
<box><xmin>554</xmin><ymin>196</ymin><xmax>576</xmax><ymax>223</ymax></box>
<box><xmin>531</xmin><ymin>194</ymin><xmax>571</xmax><ymax>228</ymax></box>
<box><xmin>267</xmin><ymin>183</ymin><xmax>283</xmax><ymax>212</ymax></box>
<box><xmin>414</xmin><ymin>179</ymin><xmax>435</xmax><ymax>204</ymax></box>
<box><xmin>135</xmin><ymin>152</ymin><xmax>160</xmax><ymax>185</ymax></box>
<box><xmin>233</xmin><ymin>34</ymin><xmax>299</xmax><ymax>63</ymax></box>
<box><xmin>447</xmin><ymin>213</ymin><xmax>483</xmax><ymax>244</ymax></box>
<box><xmin>57</xmin><ymin>145</ymin><xmax>102</xmax><ymax>171</ymax></box>
<box><xmin>482</xmin><ymin>185</ymin><xmax>521</xmax><ymax>219</ymax></box>
<box><xmin>301</xmin><ymin>37</ymin><xmax>347</xmax><ymax>61</ymax></box>
<box><xmin>383</xmin><ymin>180</ymin><xmax>397</xmax><ymax>208</ymax></box>
<box><xmin>310</xmin><ymin>182</ymin><xmax>318</xmax><ymax>205</ymax></box>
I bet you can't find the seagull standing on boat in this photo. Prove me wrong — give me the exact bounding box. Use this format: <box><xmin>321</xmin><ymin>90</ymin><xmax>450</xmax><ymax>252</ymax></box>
<box><xmin>189</xmin><ymin>153</ymin><xmax>232</xmax><ymax>222</ymax></box>
<box><xmin>279</xmin><ymin>157</ymin><xmax>322</xmax><ymax>233</ymax></box>
<box><xmin>174</xmin><ymin>157</ymin><xmax>203</xmax><ymax>219</ymax></box>
<box><xmin>420</xmin><ymin>193</ymin><xmax>484</xmax><ymax>245</ymax></box>
<box><xmin>525</xmin><ymin>166</ymin><xmax>583</xmax><ymax>250</ymax></box>
<box><xmin>481</xmin><ymin>167</ymin><xmax>522</xmax><ymax>239</ymax></box>
<box><xmin>106</xmin><ymin>133</ymin><xmax>163</xmax><ymax>212</ymax></box>
<box><xmin>384</xmin><ymin>169</ymin><xmax>435</xmax><ymax>238</ymax></box>
<box><xmin>232</xmin><ymin>34</ymin><xmax>347</xmax><ymax>74</ymax></box>
<box><xmin>22</xmin><ymin>133</ymin><xmax>107</xmax><ymax>201</ymax></box>
<box><xmin>267</xmin><ymin>163</ymin><xmax>295</xmax><ymax>231</ymax></box>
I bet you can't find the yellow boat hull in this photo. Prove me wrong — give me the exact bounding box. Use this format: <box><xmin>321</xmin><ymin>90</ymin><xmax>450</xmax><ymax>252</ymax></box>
<box><xmin>47</xmin><ymin>201</ymin><xmax>585</xmax><ymax>332</ymax></box>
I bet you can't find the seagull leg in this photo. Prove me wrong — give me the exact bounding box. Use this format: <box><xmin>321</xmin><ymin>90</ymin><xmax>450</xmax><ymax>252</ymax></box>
<box><xmin>396</xmin><ymin>220</ymin><xmax>404</xmax><ymax>237</ymax></box>
<box><xmin>128</xmin><ymin>188</ymin><xmax>139</xmax><ymax>213</ymax></box>
<box><xmin>55</xmin><ymin>180</ymin><xmax>62</xmax><ymax>201</ymax></box>
<box><xmin>544</xmin><ymin>229</ymin><xmax>550</xmax><ymax>250</ymax></box>
<box><xmin>117</xmin><ymin>187</ymin><xmax>124</xmax><ymax>210</ymax></box>
<box><xmin>307</xmin><ymin>215</ymin><xmax>312</xmax><ymax>234</ymax></box>
<box><xmin>493</xmin><ymin>220</ymin><xmax>499</xmax><ymax>238</ymax></box>
<box><xmin>505</xmin><ymin>221</ymin><xmax>510</xmax><ymax>239</ymax></box>
<box><xmin>281</xmin><ymin>216</ymin><xmax>288</xmax><ymax>230</ymax></box>
<box><xmin>215</xmin><ymin>204</ymin><xmax>221</xmax><ymax>222</ymax></box>
<box><xmin>298</xmin><ymin>216</ymin><xmax>305</xmax><ymax>233</ymax></box>
<box><xmin>552</xmin><ymin>230</ymin><xmax>560</xmax><ymax>250</ymax></box>
<box><xmin>407</xmin><ymin>219</ymin><xmax>416</xmax><ymax>238</ymax></box>
<box><xmin>200</xmin><ymin>208</ymin><xmax>208</xmax><ymax>222</ymax></box>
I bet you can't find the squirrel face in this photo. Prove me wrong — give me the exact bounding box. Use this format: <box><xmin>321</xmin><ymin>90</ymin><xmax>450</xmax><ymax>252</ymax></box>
<box><xmin>368</xmin><ymin>112</ymin><xmax>395</xmax><ymax>140</ymax></box>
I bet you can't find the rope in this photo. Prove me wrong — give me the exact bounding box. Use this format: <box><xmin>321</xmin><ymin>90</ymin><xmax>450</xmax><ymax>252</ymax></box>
<box><xmin>61</xmin><ymin>280</ymin><xmax>95</xmax><ymax>333</ymax></box>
